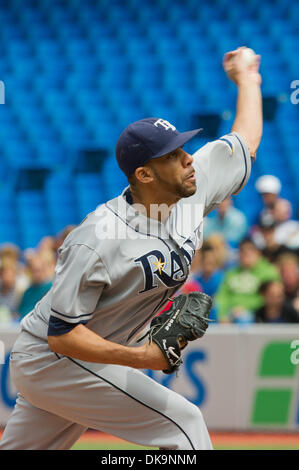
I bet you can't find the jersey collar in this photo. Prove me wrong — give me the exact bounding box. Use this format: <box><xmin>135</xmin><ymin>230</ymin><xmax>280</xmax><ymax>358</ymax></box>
<box><xmin>105</xmin><ymin>186</ymin><xmax>170</xmax><ymax>242</ymax></box>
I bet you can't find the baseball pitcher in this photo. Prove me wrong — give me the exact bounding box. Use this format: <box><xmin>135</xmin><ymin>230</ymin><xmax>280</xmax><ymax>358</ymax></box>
<box><xmin>0</xmin><ymin>47</ymin><xmax>262</xmax><ymax>450</ymax></box>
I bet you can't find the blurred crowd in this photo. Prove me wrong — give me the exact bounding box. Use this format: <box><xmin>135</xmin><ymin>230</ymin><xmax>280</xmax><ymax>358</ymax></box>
<box><xmin>182</xmin><ymin>174</ymin><xmax>299</xmax><ymax>324</ymax></box>
<box><xmin>0</xmin><ymin>226</ymin><xmax>75</xmax><ymax>325</ymax></box>
<box><xmin>0</xmin><ymin>174</ymin><xmax>298</xmax><ymax>326</ymax></box>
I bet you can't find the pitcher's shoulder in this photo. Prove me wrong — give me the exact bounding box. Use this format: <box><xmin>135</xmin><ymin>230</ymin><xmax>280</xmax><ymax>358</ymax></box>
<box><xmin>60</xmin><ymin>200</ymin><xmax>124</xmax><ymax>256</ymax></box>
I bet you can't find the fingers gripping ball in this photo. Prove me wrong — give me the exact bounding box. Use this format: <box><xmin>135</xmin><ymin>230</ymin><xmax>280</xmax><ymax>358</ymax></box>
<box><xmin>228</xmin><ymin>47</ymin><xmax>256</xmax><ymax>66</ymax></box>
<box><xmin>138</xmin><ymin>292</ymin><xmax>213</xmax><ymax>374</ymax></box>
<box><xmin>241</xmin><ymin>47</ymin><xmax>256</xmax><ymax>66</ymax></box>
<box><xmin>223</xmin><ymin>46</ymin><xmax>261</xmax><ymax>86</ymax></box>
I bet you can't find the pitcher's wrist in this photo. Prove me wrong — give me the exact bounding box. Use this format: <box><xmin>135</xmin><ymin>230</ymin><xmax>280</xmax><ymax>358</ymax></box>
<box><xmin>235</xmin><ymin>72</ymin><xmax>262</xmax><ymax>86</ymax></box>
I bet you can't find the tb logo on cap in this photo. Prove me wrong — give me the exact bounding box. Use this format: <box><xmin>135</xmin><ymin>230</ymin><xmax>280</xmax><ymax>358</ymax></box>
<box><xmin>154</xmin><ymin>119</ymin><xmax>176</xmax><ymax>131</ymax></box>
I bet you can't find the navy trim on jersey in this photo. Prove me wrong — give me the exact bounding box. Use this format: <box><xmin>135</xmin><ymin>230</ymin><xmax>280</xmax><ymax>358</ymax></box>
<box><xmin>232</xmin><ymin>133</ymin><xmax>248</xmax><ymax>193</ymax></box>
<box><xmin>48</xmin><ymin>315</ymin><xmax>88</xmax><ymax>336</ymax></box>
<box><xmin>219</xmin><ymin>137</ymin><xmax>233</xmax><ymax>150</ymax></box>
<box><xmin>124</xmin><ymin>188</ymin><xmax>134</xmax><ymax>205</ymax></box>
<box><xmin>66</xmin><ymin>355</ymin><xmax>196</xmax><ymax>450</ymax></box>
<box><xmin>105</xmin><ymin>202</ymin><xmax>172</xmax><ymax>250</ymax></box>
<box><xmin>51</xmin><ymin>308</ymin><xmax>93</xmax><ymax>320</ymax></box>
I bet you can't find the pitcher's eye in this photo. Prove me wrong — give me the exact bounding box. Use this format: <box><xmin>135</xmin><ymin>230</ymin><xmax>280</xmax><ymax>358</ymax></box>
<box><xmin>167</xmin><ymin>150</ymin><xmax>178</xmax><ymax>159</ymax></box>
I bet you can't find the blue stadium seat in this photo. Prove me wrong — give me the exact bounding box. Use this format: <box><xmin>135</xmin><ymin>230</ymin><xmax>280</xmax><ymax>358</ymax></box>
<box><xmin>45</xmin><ymin>172</ymin><xmax>79</xmax><ymax>231</ymax></box>
<box><xmin>0</xmin><ymin>0</ymin><xmax>297</xmax><ymax>246</ymax></box>
<box><xmin>75</xmin><ymin>173</ymin><xmax>107</xmax><ymax>218</ymax></box>
<box><xmin>101</xmin><ymin>157</ymin><xmax>128</xmax><ymax>200</ymax></box>
<box><xmin>195</xmin><ymin>4</ymin><xmax>226</xmax><ymax>22</ymax></box>
<box><xmin>136</xmin><ymin>5</ymin><xmax>164</xmax><ymax>26</ymax></box>
<box><xmin>4</xmin><ymin>140</ymin><xmax>37</xmax><ymax>168</ymax></box>
<box><xmin>166</xmin><ymin>4</ymin><xmax>193</xmax><ymax>23</ymax></box>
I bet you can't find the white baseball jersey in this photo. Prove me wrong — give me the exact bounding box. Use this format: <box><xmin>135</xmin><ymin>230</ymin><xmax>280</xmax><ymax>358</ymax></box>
<box><xmin>21</xmin><ymin>132</ymin><xmax>251</xmax><ymax>345</ymax></box>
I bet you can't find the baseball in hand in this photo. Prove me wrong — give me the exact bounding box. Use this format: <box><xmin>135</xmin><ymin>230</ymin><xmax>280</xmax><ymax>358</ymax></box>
<box><xmin>229</xmin><ymin>47</ymin><xmax>256</xmax><ymax>66</ymax></box>
<box><xmin>240</xmin><ymin>47</ymin><xmax>256</xmax><ymax>66</ymax></box>
<box><xmin>223</xmin><ymin>46</ymin><xmax>261</xmax><ymax>85</ymax></box>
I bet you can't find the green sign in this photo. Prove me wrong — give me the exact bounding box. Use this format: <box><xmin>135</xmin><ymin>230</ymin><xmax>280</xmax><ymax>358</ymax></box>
<box><xmin>252</xmin><ymin>342</ymin><xmax>298</xmax><ymax>426</ymax></box>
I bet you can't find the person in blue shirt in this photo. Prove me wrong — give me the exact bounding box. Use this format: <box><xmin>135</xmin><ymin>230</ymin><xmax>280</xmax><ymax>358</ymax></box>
<box><xmin>204</xmin><ymin>197</ymin><xmax>248</xmax><ymax>249</ymax></box>
<box><xmin>18</xmin><ymin>254</ymin><xmax>52</xmax><ymax>319</ymax></box>
<box><xmin>193</xmin><ymin>243</ymin><xmax>224</xmax><ymax>321</ymax></box>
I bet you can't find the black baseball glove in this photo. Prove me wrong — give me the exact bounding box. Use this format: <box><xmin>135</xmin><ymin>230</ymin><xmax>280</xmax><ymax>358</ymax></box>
<box><xmin>138</xmin><ymin>292</ymin><xmax>213</xmax><ymax>374</ymax></box>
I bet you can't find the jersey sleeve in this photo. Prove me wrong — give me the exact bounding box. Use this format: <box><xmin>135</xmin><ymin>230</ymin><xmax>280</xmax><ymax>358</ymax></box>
<box><xmin>48</xmin><ymin>244</ymin><xmax>110</xmax><ymax>335</ymax></box>
<box><xmin>192</xmin><ymin>132</ymin><xmax>252</xmax><ymax>216</ymax></box>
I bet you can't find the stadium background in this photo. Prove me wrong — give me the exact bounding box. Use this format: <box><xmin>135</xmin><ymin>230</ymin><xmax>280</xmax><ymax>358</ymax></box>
<box><xmin>0</xmin><ymin>0</ymin><xmax>299</xmax><ymax>450</ymax></box>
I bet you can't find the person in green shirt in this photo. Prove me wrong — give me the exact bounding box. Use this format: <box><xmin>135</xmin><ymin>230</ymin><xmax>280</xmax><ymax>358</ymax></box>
<box><xmin>215</xmin><ymin>238</ymin><xmax>280</xmax><ymax>322</ymax></box>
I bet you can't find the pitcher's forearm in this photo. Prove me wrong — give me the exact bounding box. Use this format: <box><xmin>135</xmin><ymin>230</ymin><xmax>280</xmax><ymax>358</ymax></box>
<box><xmin>232</xmin><ymin>79</ymin><xmax>263</xmax><ymax>156</ymax></box>
<box><xmin>222</xmin><ymin>48</ymin><xmax>263</xmax><ymax>157</ymax></box>
<box><xmin>48</xmin><ymin>323</ymin><xmax>167</xmax><ymax>370</ymax></box>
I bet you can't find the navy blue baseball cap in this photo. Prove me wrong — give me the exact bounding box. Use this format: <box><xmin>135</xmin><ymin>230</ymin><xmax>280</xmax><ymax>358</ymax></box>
<box><xmin>116</xmin><ymin>118</ymin><xmax>203</xmax><ymax>177</ymax></box>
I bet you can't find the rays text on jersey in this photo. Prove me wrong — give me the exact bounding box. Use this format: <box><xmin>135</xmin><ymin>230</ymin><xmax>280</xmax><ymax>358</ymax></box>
<box><xmin>135</xmin><ymin>247</ymin><xmax>192</xmax><ymax>293</ymax></box>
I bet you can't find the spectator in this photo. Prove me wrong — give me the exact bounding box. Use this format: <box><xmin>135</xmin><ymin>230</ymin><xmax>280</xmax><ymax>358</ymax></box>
<box><xmin>255</xmin><ymin>213</ymin><xmax>291</xmax><ymax>263</ymax></box>
<box><xmin>0</xmin><ymin>243</ymin><xmax>19</xmax><ymax>264</ymax></box>
<box><xmin>0</xmin><ymin>242</ymin><xmax>30</xmax><ymax>294</ymax></box>
<box><xmin>255</xmin><ymin>280</ymin><xmax>299</xmax><ymax>323</ymax></box>
<box><xmin>39</xmin><ymin>248</ymin><xmax>57</xmax><ymax>281</ymax></box>
<box><xmin>38</xmin><ymin>236</ymin><xmax>57</xmax><ymax>256</ymax></box>
<box><xmin>193</xmin><ymin>243</ymin><xmax>224</xmax><ymax>321</ymax></box>
<box><xmin>204</xmin><ymin>197</ymin><xmax>248</xmax><ymax>248</ymax></box>
<box><xmin>255</xmin><ymin>174</ymin><xmax>282</xmax><ymax>221</ymax></box>
<box><xmin>0</xmin><ymin>259</ymin><xmax>22</xmax><ymax>323</ymax></box>
<box><xmin>194</xmin><ymin>243</ymin><xmax>224</xmax><ymax>296</ymax></box>
<box><xmin>205</xmin><ymin>233</ymin><xmax>232</xmax><ymax>270</ymax></box>
<box><xmin>276</xmin><ymin>253</ymin><xmax>299</xmax><ymax>313</ymax></box>
<box><xmin>215</xmin><ymin>238</ymin><xmax>281</xmax><ymax>323</ymax></box>
<box><xmin>17</xmin><ymin>254</ymin><xmax>52</xmax><ymax>319</ymax></box>
<box><xmin>273</xmin><ymin>199</ymin><xmax>299</xmax><ymax>250</ymax></box>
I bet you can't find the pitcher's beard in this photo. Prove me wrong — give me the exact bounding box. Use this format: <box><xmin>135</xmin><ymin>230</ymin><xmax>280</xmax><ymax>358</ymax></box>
<box><xmin>175</xmin><ymin>181</ymin><xmax>197</xmax><ymax>198</ymax></box>
<box><xmin>152</xmin><ymin>169</ymin><xmax>197</xmax><ymax>200</ymax></box>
